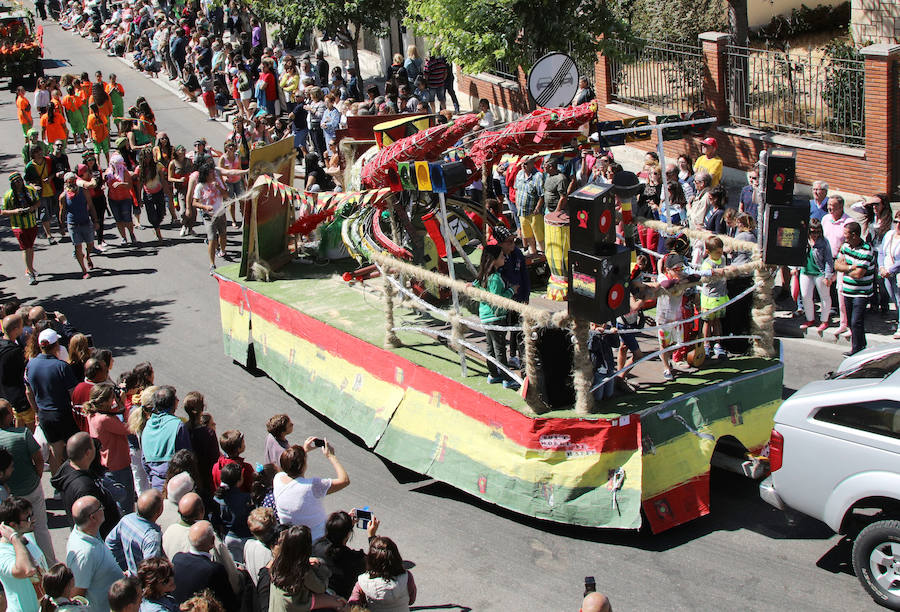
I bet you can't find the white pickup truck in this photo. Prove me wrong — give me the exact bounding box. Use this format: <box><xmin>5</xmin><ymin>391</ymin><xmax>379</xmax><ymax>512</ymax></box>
<box><xmin>759</xmin><ymin>346</ymin><xmax>900</xmax><ymax>610</ymax></box>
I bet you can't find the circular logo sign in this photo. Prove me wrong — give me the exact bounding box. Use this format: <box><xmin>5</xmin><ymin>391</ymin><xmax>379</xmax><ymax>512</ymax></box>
<box><xmin>598</xmin><ymin>210</ymin><xmax>612</xmax><ymax>234</ymax></box>
<box><xmin>607</xmin><ymin>283</ymin><xmax>625</xmax><ymax>310</ymax></box>
<box><xmin>526</xmin><ymin>52</ymin><xmax>580</xmax><ymax>109</ymax></box>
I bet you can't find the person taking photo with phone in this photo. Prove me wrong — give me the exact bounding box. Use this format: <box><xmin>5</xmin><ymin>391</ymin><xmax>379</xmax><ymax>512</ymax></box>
<box><xmin>272</xmin><ymin>438</ymin><xmax>349</xmax><ymax>541</ymax></box>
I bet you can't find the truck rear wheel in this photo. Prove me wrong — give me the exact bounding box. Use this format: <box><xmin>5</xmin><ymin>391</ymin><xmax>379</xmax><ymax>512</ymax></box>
<box><xmin>852</xmin><ymin>519</ymin><xmax>900</xmax><ymax>610</ymax></box>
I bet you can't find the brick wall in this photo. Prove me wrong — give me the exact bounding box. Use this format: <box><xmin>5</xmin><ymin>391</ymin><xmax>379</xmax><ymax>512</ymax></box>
<box><xmin>456</xmin><ymin>67</ymin><xmax>531</xmax><ymax>117</ymax></box>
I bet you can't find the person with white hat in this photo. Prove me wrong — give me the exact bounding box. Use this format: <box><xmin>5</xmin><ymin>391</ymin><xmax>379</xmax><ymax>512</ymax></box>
<box><xmin>693</xmin><ymin>136</ymin><xmax>723</xmax><ymax>187</ymax></box>
<box><xmin>25</xmin><ymin>328</ymin><xmax>80</xmax><ymax>475</ymax></box>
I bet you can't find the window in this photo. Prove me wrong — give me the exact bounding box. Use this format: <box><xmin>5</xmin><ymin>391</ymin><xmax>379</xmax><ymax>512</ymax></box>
<box><xmin>833</xmin><ymin>351</ymin><xmax>900</xmax><ymax>380</ymax></box>
<box><xmin>814</xmin><ymin>400</ymin><xmax>900</xmax><ymax>440</ymax></box>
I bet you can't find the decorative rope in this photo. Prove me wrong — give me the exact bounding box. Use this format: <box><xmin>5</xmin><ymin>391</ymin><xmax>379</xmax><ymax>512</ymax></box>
<box><xmin>637</xmin><ymin>217</ymin><xmax>761</xmax><ymax>256</ymax></box>
<box><xmin>589</xmin><ymin>334</ymin><xmax>763</xmax><ymax>392</ymax></box>
<box><xmin>375</xmin><ymin>263</ymin><xmax>522</xmax><ymax>332</ymax></box>
<box><xmin>383</xmin><ymin>272</ymin><xmax>401</xmax><ymax>348</ymax></box>
<box><xmin>521</xmin><ymin>316</ymin><xmax>543</xmax><ymax>413</ymax></box>
<box><xmin>614</xmin><ymin>281</ymin><xmax>761</xmax><ymax>335</ymax></box>
<box><xmin>392</xmin><ymin>325</ymin><xmax>524</xmax><ymax>385</ymax></box>
<box><xmin>571</xmin><ymin>319</ymin><xmax>595</xmax><ymax>415</ymax></box>
<box><xmin>449</xmin><ymin>313</ymin><xmax>463</xmax><ymax>351</ymax></box>
<box><xmin>371</xmin><ymin>251</ymin><xmax>556</xmax><ymax>326</ymax></box>
<box><xmin>751</xmin><ymin>265</ymin><xmax>777</xmax><ymax>357</ymax></box>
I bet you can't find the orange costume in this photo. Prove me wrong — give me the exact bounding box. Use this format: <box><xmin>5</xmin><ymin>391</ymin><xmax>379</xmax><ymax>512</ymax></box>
<box><xmin>40</xmin><ymin>112</ymin><xmax>68</xmax><ymax>144</ymax></box>
<box><xmin>86</xmin><ymin>112</ymin><xmax>109</xmax><ymax>144</ymax></box>
<box><xmin>16</xmin><ymin>93</ymin><xmax>32</xmax><ymax>133</ymax></box>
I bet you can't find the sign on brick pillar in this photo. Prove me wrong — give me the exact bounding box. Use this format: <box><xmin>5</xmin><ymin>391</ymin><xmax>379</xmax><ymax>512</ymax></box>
<box><xmin>699</xmin><ymin>32</ymin><xmax>730</xmax><ymax>125</ymax></box>
<box><xmin>860</xmin><ymin>43</ymin><xmax>900</xmax><ymax>195</ymax></box>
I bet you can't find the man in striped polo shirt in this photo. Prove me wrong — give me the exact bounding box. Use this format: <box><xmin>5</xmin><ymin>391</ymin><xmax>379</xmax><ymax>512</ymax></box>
<box><xmin>1</xmin><ymin>173</ymin><xmax>40</xmax><ymax>285</ymax></box>
<box><xmin>834</xmin><ymin>221</ymin><xmax>875</xmax><ymax>356</ymax></box>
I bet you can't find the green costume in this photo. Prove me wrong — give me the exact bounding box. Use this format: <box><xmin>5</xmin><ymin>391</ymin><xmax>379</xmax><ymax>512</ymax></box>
<box><xmin>21</xmin><ymin>130</ymin><xmax>50</xmax><ymax>165</ymax></box>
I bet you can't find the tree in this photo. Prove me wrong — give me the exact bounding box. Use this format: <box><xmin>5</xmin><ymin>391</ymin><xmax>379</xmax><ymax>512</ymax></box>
<box><xmin>406</xmin><ymin>0</ymin><xmax>632</xmax><ymax>75</ymax></box>
<box><xmin>247</xmin><ymin>0</ymin><xmax>407</xmax><ymax>73</ymax></box>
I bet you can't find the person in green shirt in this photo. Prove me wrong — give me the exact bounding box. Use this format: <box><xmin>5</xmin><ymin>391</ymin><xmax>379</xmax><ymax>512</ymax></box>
<box><xmin>0</xmin><ymin>496</ymin><xmax>49</xmax><ymax>612</ymax></box>
<box><xmin>474</xmin><ymin>244</ymin><xmax>519</xmax><ymax>390</ymax></box>
<box><xmin>540</xmin><ymin>156</ymin><xmax>569</xmax><ymax>214</ymax></box>
<box><xmin>0</xmin><ymin>400</ymin><xmax>56</xmax><ymax>565</ymax></box>
<box><xmin>21</xmin><ymin>129</ymin><xmax>49</xmax><ymax>166</ymax></box>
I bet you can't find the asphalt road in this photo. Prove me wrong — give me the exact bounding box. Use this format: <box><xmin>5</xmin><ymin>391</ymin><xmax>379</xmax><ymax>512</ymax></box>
<box><xmin>0</xmin><ymin>22</ymin><xmax>881</xmax><ymax>611</ymax></box>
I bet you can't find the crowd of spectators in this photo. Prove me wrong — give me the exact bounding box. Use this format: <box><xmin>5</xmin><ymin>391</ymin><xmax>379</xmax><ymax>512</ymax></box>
<box><xmin>0</xmin><ymin>297</ymin><xmax>417</xmax><ymax>611</ymax></box>
<box><xmin>486</xmin><ymin>135</ymin><xmax>898</xmax><ymax>390</ymax></box>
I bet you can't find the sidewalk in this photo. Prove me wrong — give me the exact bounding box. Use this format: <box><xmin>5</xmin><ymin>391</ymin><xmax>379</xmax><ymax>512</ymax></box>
<box><xmin>773</xmin><ymin>292</ymin><xmax>898</xmax><ymax>348</ymax></box>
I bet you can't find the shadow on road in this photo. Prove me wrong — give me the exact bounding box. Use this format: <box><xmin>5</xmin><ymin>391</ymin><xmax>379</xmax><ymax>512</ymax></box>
<box><xmin>816</xmin><ymin>536</ymin><xmax>855</xmax><ymax>577</ymax></box>
<box><xmin>34</xmin><ymin>285</ymin><xmax>174</xmax><ymax>356</ymax></box>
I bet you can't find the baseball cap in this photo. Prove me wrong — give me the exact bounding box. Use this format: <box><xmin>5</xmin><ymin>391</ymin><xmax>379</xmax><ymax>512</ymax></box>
<box><xmin>38</xmin><ymin>329</ymin><xmax>60</xmax><ymax>347</ymax></box>
<box><xmin>64</xmin><ymin>172</ymin><xmax>77</xmax><ymax>182</ymax></box>
<box><xmin>493</xmin><ymin>226</ymin><xmax>514</xmax><ymax>243</ymax></box>
<box><xmin>701</xmin><ymin>137</ymin><xmax>717</xmax><ymax>147</ymax></box>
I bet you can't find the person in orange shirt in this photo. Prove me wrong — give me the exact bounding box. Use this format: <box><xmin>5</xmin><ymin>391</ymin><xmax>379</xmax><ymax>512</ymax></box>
<box><xmin>40</xmin><ymin>104</ymin><xmax>68</xmax><ymax>149</ymax></box>
<box><xmin>78</xmin><ymin>73</ymin><xmax>92</xmax><ymax>111</ymax></box>
<box><xmin>15</xmin><ymin>86</ymin><xmax>32</xmax><ymax>135</ymax></box>
<box><xmin>86</xmin><ymin>103</ymin><xmax>110</xmax><ymax>165</ymax></box>
<box><xmin>90</xmin><ymin>82</ymin><xmax>113</xmax><ymax>125</ymax></box>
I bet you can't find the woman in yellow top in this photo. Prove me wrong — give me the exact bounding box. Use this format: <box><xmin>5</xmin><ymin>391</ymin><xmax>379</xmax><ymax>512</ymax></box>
<box><xmin>278</xmin><ymin>55</ymin><xmax>300</xmax><ymax>108</ymax></box>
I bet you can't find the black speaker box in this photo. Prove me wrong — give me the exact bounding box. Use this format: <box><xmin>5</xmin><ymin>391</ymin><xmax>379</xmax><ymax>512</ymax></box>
<box><xmin>532</xmin><ymin>327</ymin><xmax>575</xmax><ymax>409</ymax></box>
<box><xmin>765</xmin><ymin>148</ymin><xmax>796</xmax><ymax>206</ymax></box>
<box><xmin>569</xmin><ymin>183</ymin><xmax>616</xmax><ymax>255</ymax></box>
<box><xmin>763</xmin><ymin>204</ymin><xmax>809</xmax><ymax>266</ymax></box>
<box><xmin>568</xmin><ymin>248</ymin><xmax>631</xmax><ymax>324</ymax></box>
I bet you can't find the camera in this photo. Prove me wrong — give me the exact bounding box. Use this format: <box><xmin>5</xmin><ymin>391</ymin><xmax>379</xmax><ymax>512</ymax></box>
<box><xmin>353</xmin><ymin>508</ymin><xmax>371</xmax><ymax>529</ymax></box>
<box><xmin>584</xmin><ymin>576</ymin><xmax>596</xmax><ymax>597</ymax></box>
<box><xmin>312</xmin><ymin>438</ymin><xmax>325</xmax><ymax>448</ymax></box>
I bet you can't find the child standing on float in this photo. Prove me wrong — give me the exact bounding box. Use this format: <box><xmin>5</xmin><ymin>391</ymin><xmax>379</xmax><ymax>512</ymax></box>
<box><xmin>474</xmin><ymin>244</ymin><xmax>520</xmax><ymax>390</ymax></box>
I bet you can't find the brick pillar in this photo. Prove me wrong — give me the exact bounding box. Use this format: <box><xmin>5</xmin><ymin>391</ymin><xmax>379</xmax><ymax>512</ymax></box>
<box><xmin>699</xmin><ymin>32</ymin><xmax>730</xmax><ymax>125</ymax></box>
<box><xmin>595</xmin><ymin>51</ymin><xmax>612</xmax><ymax>106</ymax></box>
<box><xmin>860</xmin><ymin>43</ymin><xmax>900</xmax><ymax>194</ymax></box>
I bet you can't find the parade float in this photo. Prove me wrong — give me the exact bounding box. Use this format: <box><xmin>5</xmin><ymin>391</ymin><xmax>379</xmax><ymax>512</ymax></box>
<box><xmin>215</xmin><ymin>101</ymin><xmax>786</xmax><ymax>533</ymax></box>
<box><xmin>0</xmin><ymin>2</ymin><xmax>42</xmax><ymax>86</ymax></box>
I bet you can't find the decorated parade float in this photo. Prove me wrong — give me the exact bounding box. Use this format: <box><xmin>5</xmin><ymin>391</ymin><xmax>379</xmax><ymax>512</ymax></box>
<box><xmin>215</xmin><ymin>90</ymin><xmax>791</xmax><ymax>533</ymax></box>
<box><xmin>0</xmin><ymin>1</ymin><xmax>42</xmax><ymax>86</ymax></box>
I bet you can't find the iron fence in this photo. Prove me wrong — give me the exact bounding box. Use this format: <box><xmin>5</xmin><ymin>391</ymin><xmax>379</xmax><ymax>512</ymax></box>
<box><xmin>725</xmin><ymin>44</ymin><xmax>865</xmax><ymax>147</ymax></box>
<box><xmin>607</xmin><ymin>38</ymin><xmax>705</xmax><ymax>115</ymax></box>
<box><xmin>487</xmin><ymin>45</ymin><xmax>594</xmax><ymax>87</ymax></box>
<box><xmin>489</xmin><ymin>58</ymin><xmax>518</xmax><ymax>81</ymax></box>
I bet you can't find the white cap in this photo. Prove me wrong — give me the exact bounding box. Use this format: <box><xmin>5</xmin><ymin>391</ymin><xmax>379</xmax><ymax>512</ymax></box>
<box><xmin>38</xmin><ymin>329</ymin><xmax>60</xmax><ymax>347</ymax></box>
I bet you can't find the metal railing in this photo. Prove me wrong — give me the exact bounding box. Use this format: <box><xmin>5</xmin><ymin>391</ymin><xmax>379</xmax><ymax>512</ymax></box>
<box><xmin>725</xmin><ymin>44</ymin><xmax>865</xmax><ymax>147</ymax></box>
<box><xmin>608</xmin><ymin>38</ymin><xmax>705</xmax><ymax>115</ymax></box>
<box><xmin>487</xmin><ymin>45</ymin><xmax>594</xmax><ymax>87</ymax></box>
<box><xmin>489</xmin><ymin>58</ymin><xmax>518</xmax><ymax>81</ymax></box>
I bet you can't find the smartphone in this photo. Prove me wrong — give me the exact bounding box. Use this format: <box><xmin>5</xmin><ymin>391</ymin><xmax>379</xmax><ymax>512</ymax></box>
<box><xmin>312</xmin><ymin>438</ymin><xmax>325</xmax><ymax>448</ymax></box>
<box><xmin>85</xmin><ymin>334</ymin><xmax>94</xmax><ymax>348</ymax></box>
<box><xmin>353</xmin><ymin>508</ymin><xmax>371</xmax><ymax>529</ymax></box>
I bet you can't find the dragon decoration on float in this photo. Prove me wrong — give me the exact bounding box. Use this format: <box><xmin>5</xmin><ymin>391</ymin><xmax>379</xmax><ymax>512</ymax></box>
<box><xmin>286</xmin><ymin>102</ymin><xmax>600</xmax><ymax>286</ymax></box>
